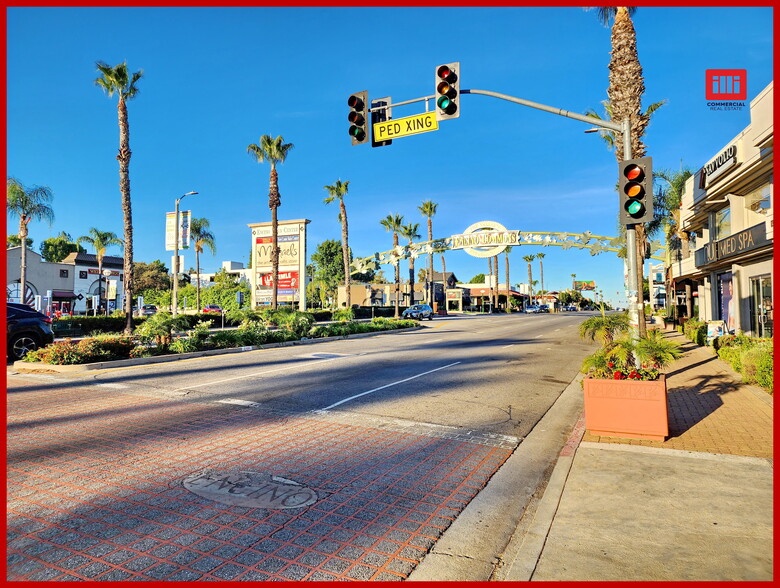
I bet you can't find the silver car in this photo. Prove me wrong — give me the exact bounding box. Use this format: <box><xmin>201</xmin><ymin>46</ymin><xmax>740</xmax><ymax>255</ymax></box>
<box><xmin>402</xmin><ymin>304</ymin><xmax>434</xmax><ymax>320</ymax></box>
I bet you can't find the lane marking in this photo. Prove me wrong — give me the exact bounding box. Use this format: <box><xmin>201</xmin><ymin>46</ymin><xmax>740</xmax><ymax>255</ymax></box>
<box><xmin>172</xmin><ymin>353</ymin><xmax>364</xmax><ymax>392</ymax></box>
<box><xmin>534</xmin><ymin>335</ymin><xmax>542</xmax><ymax>339</ymax></box>
<box><xmin>318</xmin><ymin>361</ymin><xmax>462</xmax><ymax>411</ymax></box>
<box><xmin>502</xmin><ymin>344</ymin><xmax>515</xmax><ymax>349</ymax></box>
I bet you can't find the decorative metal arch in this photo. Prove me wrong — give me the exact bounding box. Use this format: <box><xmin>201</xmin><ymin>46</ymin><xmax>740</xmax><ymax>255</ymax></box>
<box><xmin>350</xmin><ymin>230</ymin><xmax>665</xmax><ymax>274</ymax></box>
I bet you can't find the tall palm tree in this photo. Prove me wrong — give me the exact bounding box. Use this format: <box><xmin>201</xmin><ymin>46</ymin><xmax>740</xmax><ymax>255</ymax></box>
<box><xmin>655</xmin><ymin>166</ymin><xmax>694</xmax><ymax>317</ymax></box>
<box><xmin>247</xmin><ymin>134</ymin><xmax>294</xmax><ymax>309</ymax></box>
<box><xmin>493</xmin><ymin>255</ymin><xmax>499</xmax><ymax>310</ymax></box>
<box><xmin>487</xmin><ymin>256</ymin><xmax>494</xmax><ymax>311</ymax></box>
<box><xmin>380</xmin><ymin>213</ymin><xmax>404</xmax><ymax>318</ymax></box>
<box><xmin>571</xmin><ymin>273</ymin><xmax>577</xmax><ymax>291</ymax></box>
<box><xmin>522</xmin><ymin>254</ymin><xmax>536</xmax><ymax>305</ymax></box>
<box><xmin>76</xmin><ymin>228</ymin><xmax>123</xmax><ymax>313</ymax></box>
<box><xmin>418</xmin><ymin>200</ymin><xmax>438</xmax><ymax>305</ymax></box>
<box><xmin>7</xmin><ymin>178</ymin><xmax>55</xmax><ymax>305</ymax></box>
<box><xmin>190</xmin><ymin>218</ymin><xmax>217</xmax><ymax>311</ymax></box>
<box><xmin>504</xmin><ymin>248</ymin><xmax>511</xmax><ymax>312</ymax></box>
<box><xmin>587</xmin><ymin>6</ymin><xmax>661</xmax><ymax>337</ymax></box>
<box><xmin>432</xmin><ymin>238</ymin><xmax>449</xmax><ymax>310</ymax></box>
<box><xmin>323</xmin><ymin>179</ymin><xmax>352</xmax><ymax>310</ymax></box>
<box><xmin>537</xmin><ymin>252</ymin><xmax>546</xmax><ymax>305</ymax></box>
<box><xmin>95</xmin><ymin>60</ymin><xmax>143</xmax><ymax>333</ymax></box>
<box><xmin>400</xmin><ymin>223</ymin><xmax>420</xmax><ymax>307</ymax></box>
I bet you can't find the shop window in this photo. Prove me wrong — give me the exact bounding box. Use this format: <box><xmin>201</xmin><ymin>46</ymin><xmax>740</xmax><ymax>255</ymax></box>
<box><xmin>79</xmin><ymin>271</ymin><xmax>88</xmax><ymax>279</ymax></box>
<box><xmin>60</xmin><ymin>269</ymin><xmax>69</xmax><ymax>278</ymax></box>
<box><xmin>745</xmin><ymin>182</ymin><xmax>771</xmax><ymax>215</ymax></box>
<box><xmin>714</xmin><ymin>207</ymin><xmax>731</xmax><ymax>239</ymax></box>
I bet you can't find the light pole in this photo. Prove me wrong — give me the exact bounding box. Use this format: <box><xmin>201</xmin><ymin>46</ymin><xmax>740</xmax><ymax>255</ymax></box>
<box><xmin>102</xmin><ymin>269</ymin><xmax>112</xmax><ymax>315</ymax></box>
<box><xmin>173</xmin><ymin>191</ymin><xmax>198</xmax><ymax>317</ymax></box>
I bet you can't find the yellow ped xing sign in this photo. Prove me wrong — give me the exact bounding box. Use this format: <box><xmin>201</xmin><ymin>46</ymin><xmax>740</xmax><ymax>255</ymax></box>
<box><xmin>373</xmin><ymin>111</ymin><xmax>438</xmax><ymax>142</ymax></box>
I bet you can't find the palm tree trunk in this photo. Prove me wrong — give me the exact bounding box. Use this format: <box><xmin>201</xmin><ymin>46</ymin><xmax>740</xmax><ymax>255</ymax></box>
<box><xmin>494</xmin><ymin>255</ymin><xmax>499</xmax><ymax>310</ymax></box>
<box><xmin>97</xmin><ymin>259</ymin><xmax>104</xmax><ymax>312</ymax></box>
<box><xmin>527</xmin><ymin>264</ymin><xmax>533</xmax><ymax>305</ymax></box>
<box><xmin>505</xmin><ymin>253</ymin><xmax>510</xmax><ymax>312</ymax></box>
<box><xmin>540</xmin><ymin>259</ymin><xmax>545</xmax><ymax>305</ymax></box>
<box><xmin>117</xmin><ymin>97</ymin><xmax>135</xmax><ymax>334</ymax></box>
<box><xmin>268</xmin><ymin>165</ymin><xmax>281</xmax><ymax>310</ymax></box>
<box><xmin>440</xmin><ymin>253</ymin><xmax>448</xmax><ymax>312</ymax></box>
<box><xmin>487</xmin><ymin>257</ymin><xmax>493</xmax><ymax>311</ymax></box>
<box><xmin>340</xmin><ymin>200</ymin><xmax>351</xmax><ymax>309</ymax></box>
<box><xmin>19</xmin><ymin>218</ymin><xmax>28</xmax><ymax>305</ymax></box>
<box><xmin>408</xmin><ymin>256</ymin><xmax>415</xmax><ymax>307</ymax></box>
<box><xmin>636</xmin><ymin>228</ymin><xmax>647</xmax><ymax>337</ymax></box>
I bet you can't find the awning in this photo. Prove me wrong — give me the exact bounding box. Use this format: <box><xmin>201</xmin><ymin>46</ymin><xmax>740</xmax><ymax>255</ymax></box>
<box><xmin>52</xmin><ymin>290</ymin><xmax>77</xmax><ymax>298</ymax></box>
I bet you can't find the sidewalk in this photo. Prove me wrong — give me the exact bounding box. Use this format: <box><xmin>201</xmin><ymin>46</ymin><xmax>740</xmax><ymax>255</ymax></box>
<box><xmin>498</xmin><ymin>326</ymin><xmax>774</xmax><ymax>581</ymax></box>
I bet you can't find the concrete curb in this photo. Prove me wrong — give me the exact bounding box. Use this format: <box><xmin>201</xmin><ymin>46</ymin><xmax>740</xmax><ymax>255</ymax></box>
<box><xmin>11</xmin><ymin>325</ymin><xmax>422</xmax><ymax>374</ymax></box>
<box><xmin>407</xmin><ymin>373</ymin><xmax>585</xmax><ymax>581</ymax></box>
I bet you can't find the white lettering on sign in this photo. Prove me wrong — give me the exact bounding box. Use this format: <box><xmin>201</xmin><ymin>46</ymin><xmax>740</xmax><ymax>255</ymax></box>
<box><xmin>373</xmin><ymin>111</ymin><xmax>439</xmax><ymax>142</ymax></box>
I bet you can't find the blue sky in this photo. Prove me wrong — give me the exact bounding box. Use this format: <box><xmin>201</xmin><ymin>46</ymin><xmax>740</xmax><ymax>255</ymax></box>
<box><xmin>6</xmin><ymin>6</ymin><xmax>774</xmax><ymax>306</ymax></box>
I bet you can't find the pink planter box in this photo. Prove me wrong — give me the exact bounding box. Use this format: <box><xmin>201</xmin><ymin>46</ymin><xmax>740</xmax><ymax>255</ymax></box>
<box><xmin>583</xmin><ymin>375</ymin><xmax>668</xmax><ymax>441</ymax></box>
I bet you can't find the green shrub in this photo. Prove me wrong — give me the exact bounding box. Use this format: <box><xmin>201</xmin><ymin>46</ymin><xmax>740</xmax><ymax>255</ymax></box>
<box><xmin>682</xmin><ymin>319</ymin><xmax>707</xmax><ymax>346</ymax></box>
<box><xmin>717</xmin><ymin>345</ymin><xmax>743</xmax><ymax>372</ymax></box>
<box><xmin>332</xmin><ymin>308</ymin><xmax>355</xmax><ymax>322</ymax></box>
<box><xmin>134</xmin><ymin>312</ymin><xmax>190</xmax><ymax>346</ymax></box>
<box><xmin>169</xmin><ymin>337</ymin><xmax>201</xmax><ymax>354</ymax></box>
<box><xmin>23</xmin><ymin>335</ymin><xmax>135</xmax><ymax>364</ymax></box>
<box><xmin>740</xmin><ymin>342</ymin><xmax>773</xmax><ymax>391</ymax></box>
<box><xmin>277</xmin><ymin>311</ymin><xmax>316</xmax><ymax>337</ymax></box>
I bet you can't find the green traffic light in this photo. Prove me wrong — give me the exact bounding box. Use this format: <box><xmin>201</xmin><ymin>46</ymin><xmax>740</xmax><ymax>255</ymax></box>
<box><xmin>626</xmin><ymin>200</ymin><xmax>644</xmax><ymax>216</ymax></box>
<box><xmin>437</xmin><ymin>96</ymin><xmax>451</xmax><ymax>110</ymax></box>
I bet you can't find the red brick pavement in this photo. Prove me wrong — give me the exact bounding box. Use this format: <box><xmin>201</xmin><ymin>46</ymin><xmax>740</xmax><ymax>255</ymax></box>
<box><xmin>6</xmin><ymin>377</ymin><xmax>513</xmax><ymax>581</ymax></box>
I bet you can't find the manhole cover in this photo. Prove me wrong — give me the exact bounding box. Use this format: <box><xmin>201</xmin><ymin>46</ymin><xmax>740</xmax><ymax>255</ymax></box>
<box><xmin>183</xmin><ymin>471</ymin><xmax>318</xmax><ymax>509</ymax></box>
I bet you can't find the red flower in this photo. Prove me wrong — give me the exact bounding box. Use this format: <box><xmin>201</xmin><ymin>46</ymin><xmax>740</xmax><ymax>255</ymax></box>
<box><xmin>607</xmin><ymin>362</ymin><xmax>615</xmax><ymax>368</ymax></box>
<box><xmin>613</xmin><ymin>371</ymin><xmax>624</xmax><ymax>380</ymax></box>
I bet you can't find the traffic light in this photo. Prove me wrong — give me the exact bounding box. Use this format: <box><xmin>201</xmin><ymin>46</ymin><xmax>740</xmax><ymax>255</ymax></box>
<box><xmin>347</xmin><ymin>90</ymin><xmax>369</xmax><ymax>145</ymax></box>
<box><xmin>434</xmin><ymin>62</ymin><xmax>460</xmax><ymax>120</ymax></box>
<box><xmin>619</xmin><ymin>156</ymin><xmax>653</xmax><ymax>224</ymax></box>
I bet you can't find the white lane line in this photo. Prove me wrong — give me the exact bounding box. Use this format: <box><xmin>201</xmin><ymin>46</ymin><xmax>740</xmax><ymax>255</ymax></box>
<box><xmin>318</xmin><ymin>362</ymin><xmax>462</xmax><ymax>411</ymax></box>
<box><xmin>502</xmin><ymin>344</ymin><xmax>515</xmax><ymax>349</ymax></box>
<box><xmin>172</xmin><ymin>353</ymin><xmax>363</xmax><ymax>392</ymax></box>
<box><xmin>535</xmin><ymin>335</ymin><xmax>542</xmax><ymax>339</ymax></box>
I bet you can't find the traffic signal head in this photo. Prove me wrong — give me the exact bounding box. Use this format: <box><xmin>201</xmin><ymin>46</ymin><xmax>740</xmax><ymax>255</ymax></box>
<box><xmin>434</xmin><ymin>62</ymin><xmax>460</xmax><ymax>120</ymax></box>
<box><xmin>619</xmin><ymin>156</ymin><xmax>653</xmax><ymax>224</ymax></box>
<box><xmin>347</xmin><ymin>90</ymin><xmax>369</xmax><ymax>145</ymax></box>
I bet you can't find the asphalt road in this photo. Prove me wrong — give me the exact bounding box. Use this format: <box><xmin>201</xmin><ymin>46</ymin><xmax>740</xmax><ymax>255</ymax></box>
<box><xmin>69</xmin><ymin>312</ymin><xmax>597</xmax><ymax>440</ymax></box>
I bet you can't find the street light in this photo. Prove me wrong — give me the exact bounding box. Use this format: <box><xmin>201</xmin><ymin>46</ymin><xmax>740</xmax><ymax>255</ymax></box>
<box><xmin>173</xmin><ymin>191</ymin><xmax>198</xmax><ymax>317</ymax></box>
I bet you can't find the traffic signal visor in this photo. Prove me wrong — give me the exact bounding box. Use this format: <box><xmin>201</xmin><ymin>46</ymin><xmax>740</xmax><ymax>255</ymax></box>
<box><xmin>619</xmin><ymin>157</ymin><xmax>653</xmax><ymax>223</ymax></box>
<box><xmin>435</xmin><ymin>62</ymin><xmax>460</xmax><ymax>120</ymax></box>
<box><xmin>348</xmin><ymin>91</ymin><xmax>369</xmax><ymax>145</ymax></box>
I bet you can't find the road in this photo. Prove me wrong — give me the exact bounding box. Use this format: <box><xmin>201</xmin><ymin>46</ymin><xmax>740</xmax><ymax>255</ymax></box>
<box><xmin>7</xmin><ymin>312</ymin><xmax>598</xmax><ymax>581</ymax></box>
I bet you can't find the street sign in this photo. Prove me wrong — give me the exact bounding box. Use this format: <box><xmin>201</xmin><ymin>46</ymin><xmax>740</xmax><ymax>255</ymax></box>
<box><xmin>373</xmin><ymin>111</ymin><xmax>438</xmax><ymax>142</ymax></box>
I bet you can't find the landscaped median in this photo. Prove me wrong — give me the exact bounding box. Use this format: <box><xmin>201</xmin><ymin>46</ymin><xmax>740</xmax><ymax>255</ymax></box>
<box><xmin>14</xmin><ymin>310</ymin><xmax>420</xmax><ymax>373</ymax></box>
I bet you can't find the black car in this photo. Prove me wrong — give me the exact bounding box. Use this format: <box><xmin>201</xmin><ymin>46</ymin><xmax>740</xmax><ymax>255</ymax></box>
<box><xmin>6</xmin><ymin>302</ymin><xmax>55</xmax><ymax>361</ymax></box>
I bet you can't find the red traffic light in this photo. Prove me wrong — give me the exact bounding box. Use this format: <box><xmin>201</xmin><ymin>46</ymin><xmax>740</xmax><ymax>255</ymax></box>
<box><xmin>347</xmin><ymin>112</ymin><xmax>364</xmax><ymax>125</ymax></box>
<box><xmin>437</xmin><ymin>65</ymin><xmax>456</xmax><ymax>82</ymax></box>
<box><xmin>347</xmin><ymin>95</ymin><xmax>364</xmax><ymax>110</ymax></box>
<box><xmin>623</xmin><ymin>164</ymin><xmax>645</xmax><ymax>182</ymax></box>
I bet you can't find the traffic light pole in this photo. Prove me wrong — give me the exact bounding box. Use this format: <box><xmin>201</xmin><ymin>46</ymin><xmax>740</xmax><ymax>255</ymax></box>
<box><xmin>461</xmin><ymin>90</ymin><xmax>641</xmax><ymax>345</ymax></box>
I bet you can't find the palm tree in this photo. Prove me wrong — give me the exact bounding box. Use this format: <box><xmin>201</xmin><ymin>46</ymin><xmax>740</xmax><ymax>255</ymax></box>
<box><xmin>323</xmin><ymin>179</ymin><xmax>352</xmax><ymax>310</ymax></box>
<box><xmin>522</xmin><ymin>254</ymin><xmax>536</xmax><ymax>305</ymax></box>
<box><xmin>655</xmin><ymin>166</ymin><xmax>694</xmax><ymax>317</ymax></box>
<box><xmin>247</xmin><ymin>134</ymin><xmax>294</xmax><ymax>309</ymax></box>
<box><xmin>487</xmin><ymin>256</ymin><xmax>494</xmax><ymax>311</ymax></box>
<box><xmin>586</xmin><ymin>7</ymin><xmax>662</xmax><ymax>337</ymax></box>
<box><xmin>190</xmin><ymin>218</ymin><xmax>217</xmax><ymax>311</ymax></box>
<box><xmin>504</xmin><ymin>248</ymin><xmax>511</xmax><ymax>312</ymax></box>
<box><xmin>418</xmin><ymin>200</ymin><xmax>438</xmax><ymax>305</ymax></box>
<box><xmin>432</xmin><ymin>238</ymin><xmax>449</xmax><ymax>310</ymax></box>
<box><xmin>6</xmin><ymin>178</ymin><xmax>55</xmax><ymax>305</ymax></box>
<box><xmin>76</xmin><ymin>228</ymin><xmax>123</xmax><ymax>314</ymax></box>
<box><xmin>400</xmin><ymin>222</ymin><xmax>421</xmax><ymax>307</ymax></box>
<box><xmin>537</xmin><ymin>252</ymin><xmax>546</xmax><ymax>306</ymax></box>
<box><xmin>95</xmin><ymin>60</ymin><xmax>143</xmax><ymax>333</ymax></box>
<box><xmin>493</xmin><ymin>255</ymin><xmax>499</xmax><ymax>310</ymax></box>
<box><xmin>571</xmin><ymin>273</ymin><xmax>577</xmax><ymax>292</ymax></box>
<box><xmin>579</xmin><ymin>304</ymin><xmax>630</xmax><ymax>346</ymax></box>
<box><xmin>380</xmin><ymin>214</ymin><xmax>404</xmax><ymax>318</ymax></box>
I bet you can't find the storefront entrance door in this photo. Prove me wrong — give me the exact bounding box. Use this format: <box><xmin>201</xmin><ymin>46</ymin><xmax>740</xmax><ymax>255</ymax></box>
<box><xmin>750</xmin><ymin>276</ymin><xmax>773</xmax><ymax>338</ymax></box>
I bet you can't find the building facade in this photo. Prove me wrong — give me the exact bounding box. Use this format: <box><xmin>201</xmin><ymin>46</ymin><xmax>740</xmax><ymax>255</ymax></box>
<box><xmin>670</xmin><ymin>82</ymin><xmax>773</xmax><ymax>337</ymax></box>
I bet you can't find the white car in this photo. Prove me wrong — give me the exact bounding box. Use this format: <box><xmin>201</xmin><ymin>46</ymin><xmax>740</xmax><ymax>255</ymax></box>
<box><xmin>402</xmin><ymin>304</ymin><xmax>434</xmax><ymax>320</ymax></box>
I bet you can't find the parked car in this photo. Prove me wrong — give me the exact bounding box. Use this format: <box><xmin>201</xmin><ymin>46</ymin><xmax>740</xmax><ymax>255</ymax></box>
<box><xmin>523</xmin><ymin>305</ymin><xmax>539</xmax><ymax>314</ymax></box>
<box><xmin>564</xmin><ymin>305</ymin><xmax>578</xmax><ymax>312</ymax></box>
<box><xmin>401</xmin><ymin>304</ymin><xmax>434</xmax><ymax>320</ymax></box>
<box><xmin>202</xmin><ymin>304</ymin><xmax>223</xmax><ymax>314</ymax></box>
<box><xmin>141</xmin><ymin>304</ymin><xmax>158</xmax><ymax>316</ymax></box>
<box><xmin>6</xmin><ymin>302</ymin><xmax>55</xmax><ymax>361</ymax></box>
<box><xmin>537</xmin><ymin>304</ymin><xmax>550</xmax><ymax>313</ymax></box>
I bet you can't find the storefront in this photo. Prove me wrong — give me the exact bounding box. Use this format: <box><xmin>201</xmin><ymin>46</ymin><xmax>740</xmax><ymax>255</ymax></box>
<box><xmin>676</xmin><ymin>82</ymin><xmax>773</xmax><ymax>337</ymax></box>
